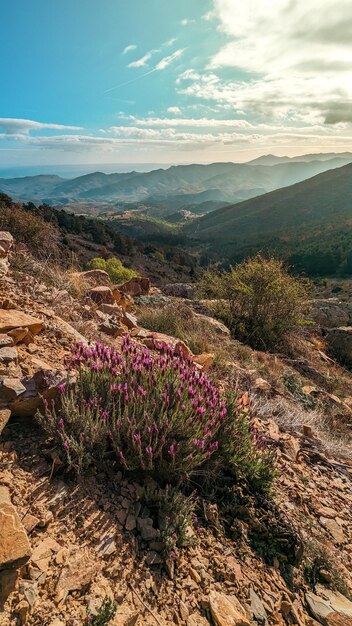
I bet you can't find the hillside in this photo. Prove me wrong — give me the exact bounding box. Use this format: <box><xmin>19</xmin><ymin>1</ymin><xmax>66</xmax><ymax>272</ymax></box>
<box><xmin>0</xmin><ymin>235</ymin><xmax>352</xmax><ymax>625</ymax></box>
<box><xmin>185</xmin><ymin>163</ymin><xmax>352</xmax><ymax>275</ymax></box>
<box><xmin>0</xmin><ymin>194</ymin><xmax>197</xmax><ymax>284</ymax></box>
<box><xmin>1</xmin><ymin>154</ymin><xmax>352</xmax><ymax>213</ymax></box>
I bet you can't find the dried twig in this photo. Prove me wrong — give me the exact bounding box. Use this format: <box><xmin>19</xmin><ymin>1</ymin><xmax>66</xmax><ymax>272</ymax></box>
<box><xmin>128</xmin><ymin>581</ymin><xmax>164</xmax><ymax>626</ymax></box>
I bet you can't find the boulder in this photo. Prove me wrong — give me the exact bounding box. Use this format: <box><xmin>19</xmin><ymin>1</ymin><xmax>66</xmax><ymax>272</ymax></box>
<box><xmin>7</xmin><ymin>327</ymin><xmax>31</xmax><ymax>345</ymax></box>
<box><xmin>0</xmin><ymin>232</ymin><xmax>13</xmax><ymax>278</ymax></box>
<box><xmin>193</xmin><ymin>313</ymin><xmax>231</xmax><ymax>337</ymax></box>
<box><xmin>193</xmin><ymin>353</ymin><xmax>214</xmax><ymax>370</ymax></box>
<box><xmin>136</xmin><ymin>517</ymin><xmax>159</xmax><ymax>541</ymax></box>
<box><xmin>111</xmin><ymin>607</ymin><xmax>139</xmax><ymax>626</ymax></box>
<box><xmin>122</xmin><ymin>312</ymin><xmax>138</xmax><ymax>330</ymax></box>
<box><xmin>140</xmin><ymin>332</ymin><xmax>191</xmax><ymax>358</ymax></box>
<box><xmin>97</xmin><ymin>303</ymin><xmax>123</xmax><ymax>317</ymax></box>
<box><xmin>99</xmin><ymin>319</ymin><xmax>128</xmax><ymax>338</ymax></box>
<box><xmin>0</xmin><ymin>310</ymin><xmax>43</xmax><ymax>335</ymax></box>
<box><xmin>0</xmin><ymin>487</ymin><xmax>31</xmax><ymax>570</ymax></box>
<box><xmin>0</xmin><ymin>409</ymin><xmax>11</xmax><ymax>435</ymax></box>
<box><xmin>0</xmin><ymin>346</ymin><xmax>18</xmax><ymax>365</ymax></box>
<box><xmin>309</xmin><ymin>298</ymin><xmax>352</xmax><ymax>328</ymax></box>
<box><xmin>209</xmin><ymin>591</ymin><xmax>250</xmax><ymax>626</ymax></box>
<box><xmin>306</xmin><ymin>587</ymin><xmax>352</xmax><ymax>625</ymax></box>
<box><xmin>250</xmin><ymin>588</ymin><xmax>267</xmax><ymax>625</ymax></box>
<box><xmin>9</xmin><ymin>368</ymin><xmax>67</xmax><ymax>417</ymax></box>
<box><xmin>325</xmin><ymin>327</ymin><xmax>352</xmax><ymax>367</ymax></box>
<box><xmin>69</xmin><ymin>269</ymin><xmax>111</xmax><ymax>287</ymax></box>
<box><xmin>0</xmin><ymin>334</ymin><xmax>14</xmax><ymax>348</ymax></box>
<box><xmin>55</xmin><ymin>548</ymin><xmax>97</xmax><ymax>603</ymax></box>
<box><xmin>0</xmin><ymin>232</ymin><xmax>14</xmax><ymax>258</ymax></box>
<box><xmin>0</xmin><ymin>378</ymin><xmax>26</xmax><ymax>406</ymax></box>
<box><xmin>119</xmin><ymin>276</ymin><xmax>150</xmax><ymax>297</ymax></box>
<box><xmin>50</xmin><ymin>314</ymin><xmax>87</xmax><ymax>344</ymax></box>
<box><xmin>163</xmin><ymin>283</ymin><xmax>195</xmax><ymax>299</ymax></box>
<box><xmin>31</xmin><ymin>538</ymin><xmax>61</xmax><ymax>572</ymax></box>
<box><xmin>87</xmin><ymin>285</ymin><xmax>116</xmax><ymax>305</ymax></box>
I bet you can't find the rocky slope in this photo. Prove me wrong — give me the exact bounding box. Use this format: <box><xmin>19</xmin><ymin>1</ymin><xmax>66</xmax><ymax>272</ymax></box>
<box><xmin>0</xmin><ymin>233</ymin><xmax>352</xmax><ymax>626</ymax></box>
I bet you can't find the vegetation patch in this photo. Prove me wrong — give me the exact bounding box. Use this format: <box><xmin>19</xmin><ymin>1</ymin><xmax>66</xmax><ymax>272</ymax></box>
<box><xmin>198</xmin><ymin>255</ymin><xmax>310</xmax><ymax>350</ymax></box>
<box><xmin>137</xmin><ymin>302</ymin><xmax>220</xmax><ymax>355</ymax></box>
<box><xmin>37</xmin><ymin>337</ymin><xmax>276</xmax><ymax>542</ymax></box>
<box><xmin>88</xmin><ymin>256</ymin><xmax>138</xmax><ymax>284</ymax></box>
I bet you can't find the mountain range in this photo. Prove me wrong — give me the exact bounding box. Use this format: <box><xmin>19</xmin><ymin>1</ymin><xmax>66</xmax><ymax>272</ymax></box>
<box><xmin>1</xmin><ymin>152</ymin><xmax>352</xmax><ymax>214</ymax></box>
<box><xmin>184</xmin><ymin>162</ymin><xmax>352</xmax><ymax>275</ymax></box>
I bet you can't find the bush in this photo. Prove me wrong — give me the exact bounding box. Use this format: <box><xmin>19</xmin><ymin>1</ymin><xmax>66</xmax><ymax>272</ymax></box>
<box><xmin>88</xmin><ymin>257</ymin><xmax>138</xmax><ymax>284</ymax></box>
<box><xmin>38</xmin><ymin>336</ymin><xmax>275</xmax><ymax>493</ymax></box>
<box><xmin>85</xmin><ymin>597</ymin><xmax>116</xmax><ymax>625</ymax></box>
<box><xmin>198</xmin><ymin>255</ymin><xmax>310</xmax><ymax>350</ymax></box>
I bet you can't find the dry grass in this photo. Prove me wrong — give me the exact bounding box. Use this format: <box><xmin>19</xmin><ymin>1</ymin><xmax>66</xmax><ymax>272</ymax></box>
<box><xmin>254</xmin><ymin>396</ymin><xmax>352</xmax><ymax>460</ymax></box>
<box><xmin>11</xmin><ymin>251</ymin><xmax>91</xmax><ymax>298</ymax></box>
<box><xmin>137</xmin><ymin>303</ymin><xmax>222</xmax><ymax>355</ymax></box>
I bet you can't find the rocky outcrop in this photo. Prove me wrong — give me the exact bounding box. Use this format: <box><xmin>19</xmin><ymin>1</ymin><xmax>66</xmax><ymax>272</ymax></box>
<box><xmin>306</xmin><ymin>586</ymin><xmax>352</xmax><ymax>625</ymax></box>
<box><xmin>0</xmin><ymin>487</ymin><xmax>31</xmax><ymax>570</ymax></box>
<box><xmin>69</xmin><ymin>268</ymin><xmax>111</xmax><ymax>287</ymax></box>
<box><xmin>309</xmin><ymin>298</ymin><xmax>352</xmax><ymax>328</ymax></box>
<box><xmin>87</xmin><ymin>286</ymin><xmax>116</xmax><ymax>305</ymax></box>
<box><xmin>194</xmin><ymin>312</ymin><xmax>231</xmax><ymax>337</ymax></box>
<box><xmin>0</xmin><ymin>310</ymin><xmax>44</xmax><ymax>335</ymax></box>
<box><xmin>119</xmin><ymin>276</ymin><xmax>150</xmax><ymax>297</ymax></box>
<box><xmin>325</xmin><ymin>327</ymin><xmax>352</xmax><ymax>367</ymax></box>
<box><xmin>0</xmin><ymin>409</ymin><xmax>11</xmax><ymax>435</ymax></box>
<box><xmin>209</xmin><ymin>591</ymin><xmax>250</xmax><ymax>626</ymax></box>
<box><xmin>8</xmin><ymin>368</ymin><xmax>67</xmax><ymax>417</ymax></box>
<box><xmin>0</xmin><ymin>232</ymin><xmax>14</xmax><ymax>278</ymax></box>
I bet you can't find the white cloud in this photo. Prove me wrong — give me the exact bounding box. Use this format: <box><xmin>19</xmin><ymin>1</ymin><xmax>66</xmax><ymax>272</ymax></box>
<box><xmin>180</xmin><ymin>18</ymin><xmax>195</xmax><ymax>26</ymax></box>
<box><xmin>122</xmin><ymin>44</ymin><xmax>137</xmax><ymax>55</ymax></box>
<box><xmin>155</xmin><ymin>49</ymin><xmax>185</xmax><ymax>71</ymax></box>
<box><xmin>124</xmin><ymin>115</ymin><xmax>254</xmax><ymax>128</ymax></box>
<box><xmin>167</xmin><ymin>107</ymin><xmax>181</xmax><ymax>114</ymax></box>
<box><xmin>199</xmin><ymin>0</ymin><xmax>352</xmax><ymax>125</ymax></box>
<box><xmin>128</xmin><ymin>50</ymin><xmax>155</xmax><ymax>68</ymax></box>
<box><xmin>0</xmin><ymin>118</ymin><xmax>82</xmax><ymax>135</ymax></box>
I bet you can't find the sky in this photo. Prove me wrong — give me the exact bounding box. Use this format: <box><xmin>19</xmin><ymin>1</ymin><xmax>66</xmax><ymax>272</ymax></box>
<box><xmin>1</xmin><ymin>0</ymin><xmax>352</xmax><ymax>172</ymax></box>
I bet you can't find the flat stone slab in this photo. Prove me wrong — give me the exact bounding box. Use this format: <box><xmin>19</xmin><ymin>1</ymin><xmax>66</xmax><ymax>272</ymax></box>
<box><xmin>0</xmin><ymin>486</ymin><xmax>31</xmax><ymax>570</ymax></box>
<box><xmin>0</xmin><ymin>310</ymin><xmax>44</xmax><ymax>335</ymax></box>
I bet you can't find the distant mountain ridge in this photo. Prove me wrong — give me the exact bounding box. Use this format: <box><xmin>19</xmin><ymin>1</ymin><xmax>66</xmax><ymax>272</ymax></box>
<box><xmin>1</xmin><ymin>153</ymin><xmax>352</xmax><ymax>214</ymax></box>
<box><xmin>184</xmin><ymin>162</ymin><xmax>352</xmax><ymax>274</ymax></box>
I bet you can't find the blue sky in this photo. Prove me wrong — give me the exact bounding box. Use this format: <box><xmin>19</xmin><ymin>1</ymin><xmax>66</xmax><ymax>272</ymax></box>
<box><xmin>1</xmin><ymin>0</ymin><xmax>352</xmax><ymax>171</ymax></box>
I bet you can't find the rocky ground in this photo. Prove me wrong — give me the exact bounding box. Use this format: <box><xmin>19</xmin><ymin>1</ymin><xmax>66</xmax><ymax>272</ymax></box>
<box><xmin>1</xmin><ymin>232</ymin><xmax>352</xmax><ymax>626</ymax></box>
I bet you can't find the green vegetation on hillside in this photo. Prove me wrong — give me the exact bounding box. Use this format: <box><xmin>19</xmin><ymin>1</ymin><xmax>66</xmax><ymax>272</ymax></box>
<box><xmin>185</xmin><ymin>164</ymin><xmax>352</xmax><ymax>277</ymax></box>
<box><xmin>198</xmin><ymin>256</ymin><xmax>310</xmax><ymax>350</ymax></box>
<box><xmin>88</xmin><ymin>257</ymin><xmax>138</xmax><ymax>283</ymax></box>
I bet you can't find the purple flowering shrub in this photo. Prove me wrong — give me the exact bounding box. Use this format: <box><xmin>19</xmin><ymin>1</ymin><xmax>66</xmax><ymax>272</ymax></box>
<box><xmin>40</xmin><ymin>335</ymin><xmax>275</xmax><ymax>492</ymax></box>
<box><xmin>42</xmin><ymin>336</ymin><xmax>228</xmax><ymax>481</ymax></box>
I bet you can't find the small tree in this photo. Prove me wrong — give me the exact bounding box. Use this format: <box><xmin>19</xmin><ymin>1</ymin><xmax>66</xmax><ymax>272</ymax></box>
<box><xmin>199</xmin><ymin>255</ymin><xmax>310</xmax><ymax>350</ymax></box>
<box><xmin>88</xmin><ymin>257</ymin><xmax>138</xmax><ymax>284</ymax></box>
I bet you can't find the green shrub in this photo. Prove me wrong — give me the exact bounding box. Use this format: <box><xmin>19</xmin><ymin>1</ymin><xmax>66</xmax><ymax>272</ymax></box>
<box><xmin>85</xmin><ymin>597</ymin><xmax>116</xmax><ymax>625</ymax></box>
<box><xmin>88</xmin><ymin>257</ymin><xmax>138</xmax><ymax>284</ymax></box>
<box><xmin>198</xmin><ymin>255</ymin><xmax>310</xmax><ymax>350</ymax></box>
<box><xmin>146</xmin><ymin>485</ymin><xmax>197</xmax><ymax>555</ymax></box>
<box><xmin>282</xmin><ymin>370</ymin><xmax>317</xmax><ymax>410</ymax></box>
<box><xmin>38</xmin><ymin>336</ymin><xmax>275</xmax><ymax>494</ymax></box>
